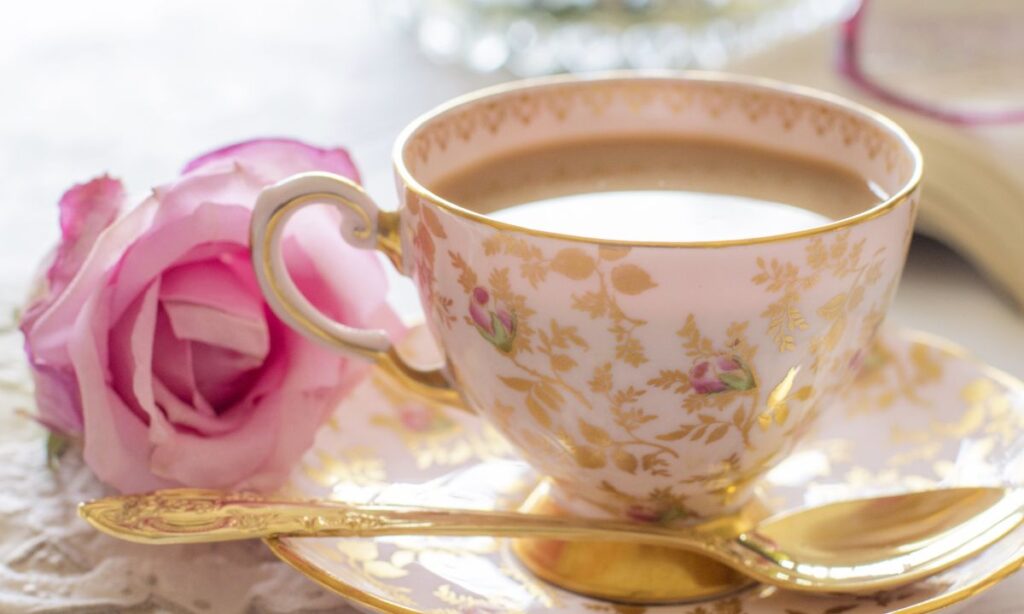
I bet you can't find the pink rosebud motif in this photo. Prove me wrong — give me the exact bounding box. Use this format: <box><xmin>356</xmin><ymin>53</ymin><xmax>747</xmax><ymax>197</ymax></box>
<box><xmin>626</xmin><ymin>503</ymin><xmax>689</xmax><ymax>524</ymax></box>
<box><xmin>469</xmin><ymin>286</ymin><xmax>516</xmax><ymax>352</ymax></box>
<box><xmin>398</xmin><ymin>406</ymin><xmax>433</xmax><ymax>432</ymax></box>
<box><xmin>689</xmin><ymin>355</ymin><xmax>756</xmax><ymax>394</ymax></box>
<box><xmin>397</xmin><ymin>405</ymin><xmax>453</xmax><ymax>434</ymax></box>
<box><xmin>851</xmin><ymin>345</ymin><xmax>887</xmax><ymax>378</ymax></box>
<box><xmin>626</xmin><ymin>504</ymin><xmax>663</xmax><ymax>523</ymax></box>
<box><xmin>19</xmin><ymin>139</ymin><xmax>403</xmax><ymax>493</ymax></box>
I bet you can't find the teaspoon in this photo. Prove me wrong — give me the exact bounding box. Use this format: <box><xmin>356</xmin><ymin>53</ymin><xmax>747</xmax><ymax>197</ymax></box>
<box><xmin>79</xmin><ymin>486</ymin><xmax>1023</xmax><ymax>593</ymax></box>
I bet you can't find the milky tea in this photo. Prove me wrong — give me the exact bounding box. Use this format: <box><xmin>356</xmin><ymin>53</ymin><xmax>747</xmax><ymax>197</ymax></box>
<box><xmin>431</xmin><ymin>136</ymin><xmax>885</xmax><ymax>241</ymax></box>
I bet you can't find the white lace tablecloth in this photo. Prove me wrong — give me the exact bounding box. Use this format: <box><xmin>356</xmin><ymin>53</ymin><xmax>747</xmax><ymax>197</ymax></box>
<box><xmin>1</xmin><ymin>2</ymin><xmax>1022</xmax><ymax>612</ymax></box>
<box><xmin>0</xmin><ymin>337</ymin><xmax>345</xmax><ymax>614</ymax></box>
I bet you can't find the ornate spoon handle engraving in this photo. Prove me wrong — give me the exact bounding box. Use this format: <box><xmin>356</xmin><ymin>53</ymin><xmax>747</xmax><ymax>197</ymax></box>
<box><xmin>78</xmin><ymin>488</ymin><xmax>725</xmax><ymax>554</ymax></box>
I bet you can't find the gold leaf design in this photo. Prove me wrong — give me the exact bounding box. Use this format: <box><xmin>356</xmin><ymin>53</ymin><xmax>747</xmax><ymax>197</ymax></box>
<box><xmin>362</xmin><ymin>559</ymin><xmax>410</xmax><ymax>579</ymax></box>
<box><xmin>615</xmin><ymin>336</ymin><xmax>646</xmax><ymax>367</ymax></box>
<box><xmin>678</xmin><ymin>314</ymin><xmax>715</xmax><ymax>358</ymax></box>
<box><xmin>573</xmin><ymin>444</ymin><xmax>606</xmax><ymax>469</ymax></box>
<box><xmin>706</xmin><ymin>423</ymin><xmax>730</xmax><ymax>444</ymax></box>
<box><xmin>598</xmin><ymin>244</ymin><xmax>630</xmax><ymax>261</ymax></box>
<box><xmin>550</xmin><ymin>247</ymin><xmax>596</xmax><ymax>280</ymax></box>
<box><xmin>420</xmin><ymin>205</ymin><xmax>447</xmax><ymax>238</ymax></box>
<box><xmin>499</xmin><ymin>376</ymin><xmax>532</xmax><ymax>392</ymax></box>
<box><xmin>526</xmin><ymin>395</ymin><xmax>552</xmax><ymax>428</ymax></box>
<box><xmin>909</xmin><ymin>342</ymin><xmax>942</xmax><ymax>382</ymax></box>
<box><xmin>579</xmin><ymin>418</ymin><xmax>611</xmax><ymax>446</ymax></box>
<box><xmin>551</xmin><ymin>354</ymin><xmax>576</xmax><ymax>372</ymax></box>
<box><xmin>545</xmin><ymin>320</ymin><xmax>589</xmax><ymax>350</ymax></box>
<box><xmin>571</xmin><ymin>290</ymin><xmax>608</xmax><ymax>318</ymax></box>
<box><xmin>613</xmin><ymin>386</ymin><xmax>645</xmax><ymax>406</ymax></box>
<box><xmin>761</xmin><ymin>366</ymin><xmax>799</xmax><ymax>429</ymax></box>
<box><xmin>482</xmin><ymin>234</ymin><xmax>502</xmax><ymax>256</ymax></box>
<box><xmin>589</xmin><ymin>363</ymin><xmax>613</xmax><ymax>393</ymax></box>
<box><xmin>448</xmin><ymin>251</ymin><xmax>476</xmax><ymax>293</ymax></box>
<box><xmin>818</xmin><ymin>293</ymin><xmax>848</xmax><ymax>320</ymax></box>
<box><xmin>822</xmin><ymin>316</ymin><xmax>847</xmax><ymax>352</ymax></box>
<box><xmin>647</xmin><ymin>369</ymin><xmax>690</xmax><ymax>394</ymax></box>
<box><xmin>613</xmin><ymin>449</ymin><xmax>639</xmax><ymax>474</ymax></box>
<box><xmin>656</xmin><ymin>426</ymin><xmax>694</xmax><ymax>441</ymax></box>
<box><xmin>533</xmin><ymin>381</ymin><xmax>564</xmax><ymax>410</ymax></box>
<box><xmin>610</xmin><ymin>263</ymin><xmax>657</xmax><ymax>295</ymax></box>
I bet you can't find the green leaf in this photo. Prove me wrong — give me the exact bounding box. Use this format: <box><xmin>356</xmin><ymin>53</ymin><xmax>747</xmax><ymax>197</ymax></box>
<box><xmin>46</xmin><ymin>432</ymin><xmax>70</xmax><ymax>470</ymax></box>
<box><xmin>720</xmin><ymin>371</ymin><xmax>755</xmax><ymax>391</ymax></box>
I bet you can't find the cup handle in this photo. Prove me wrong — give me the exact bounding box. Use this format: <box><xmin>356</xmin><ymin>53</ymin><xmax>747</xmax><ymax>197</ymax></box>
<box><xmin>250</xmin><ymin>172</ymin><xmax>464</xmax><ymax>408</ymax></box>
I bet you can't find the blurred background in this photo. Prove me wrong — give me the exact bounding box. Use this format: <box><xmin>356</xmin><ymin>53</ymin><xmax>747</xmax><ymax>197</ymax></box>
<box><xmin>1</xmin><ymin>0</ymin><xmax>1021</xmax><ymax>369</ymax></box>
<box><xmin>1</xmin><ymin>2</ymin><xmax>1023</xmax><ymax>612</ymax></box>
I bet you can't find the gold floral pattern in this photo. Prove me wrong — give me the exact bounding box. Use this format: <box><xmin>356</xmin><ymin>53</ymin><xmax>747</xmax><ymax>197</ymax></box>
<box><xmin>269</xmin><ymin>328</ymin><xmax>1024</xmax><ymax>614</ymax></box>
<box><xmin>396</xmin><ymin>76</ymin><xmax>918</xmax><ymax>522</ymax></box>
<box><xmin>370</xmin><ymin>373</ymin><xmax>515</xmax><ymax>470</ymax></box>
<box><xmin>752</xmin><ymin>230</ymin><xmax>886</xmax><ymax>357</ymax></box>
<box><xmin>400</xmin><ymin>185</ymin><xmax>909</xmax><ymax>518</ymax></box>
<box><xmin>404</xmin><ymin>79</ymin><xmax>913</xmax><ymax>180</ymax></box>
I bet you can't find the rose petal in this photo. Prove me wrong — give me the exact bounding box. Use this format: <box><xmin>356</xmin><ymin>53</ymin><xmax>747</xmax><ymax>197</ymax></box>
<box><xmin>107</xmin><ymin>204</ymin><xmax>251</xmax><ymax>324</ymax></box>
<box><xmin>190</xmin><ymin>341</ymin><xmax>265</xmax><ymax>409</ymax></box>
<box><xmin>152</xmin><ymin>376</ymin><xmax>242</xmax><ymax>435</ymax></box>
<box><xmin>125</xmin><ymin>281</ymin><xmax>162</xmax><ymax>423</ymax></box>
<box><xmin>151</xmin><ymin>306</ymin><xmax>218</xmax><ymax>417</ymax></box>
<box><xmin>107</xmin><ymin>282</ymin><xmax>158</xmax><ymax>421</ymax></box>
<box><xmin>162</xmin><ymin>302</ymin><xmax>269</xmax><ymax>360</ymax></box>
<box><xmin>71</xmin><ymin>289</ymin><xmax>174</xmax><ymax>493</ymax></box>
<box><xmin>159</xmin><ymin>260</ymin><xmax>269</xmax><ymax>358</ymax></box>
<box><xmin>181</xmin><ymin>138</ymin><xmax>361</xmax><ymax>185</ymax></box>
<box><xmin>28</xmin><ymin>365</ymin><xmax>83</xmax><ymax>434</ymax></box>
<box><xmin>145</xmin><ymin>338</ymin><xmax>291</xmax><ymax>487</ymax></box>
<box><xmin>147</xmin><ymin>392</ymin><xmax>279</xmax><ymax>489</ymax></box>
<box><xmin>21</xmin><ymin>177</ymin><xmax>125</xmax><ymax>330</ymax></box>
<box><xmin>150</xmin><ymin>166</ymin><xmax>266</xmax><ymax>225</ymax></box>
<box><xmin>160</xmin><ymin>259</ymin><xmax>264</xmax><ymax>320</ymax></box>
<box><xmin>26</xmin><ymin>194</ymin><xmax>159</xmax><ymax>363</ymax></box>
<box><xmin>281</xmin><ymin>211</ymin><xmax>389</xmax><ymax>330</ymax></box>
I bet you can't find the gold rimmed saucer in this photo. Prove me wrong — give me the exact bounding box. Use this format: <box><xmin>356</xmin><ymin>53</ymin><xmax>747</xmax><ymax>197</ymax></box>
<box><xmin>266</xmin><ymin>328</ymin><xmax>1024</xmax><ymax>614</ymax></box>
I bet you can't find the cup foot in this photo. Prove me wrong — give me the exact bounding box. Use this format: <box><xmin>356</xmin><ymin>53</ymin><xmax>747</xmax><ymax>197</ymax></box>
<box><xmin>511</xmin><ymin>482</ymin><xmax>766</xmax><ymax>604</ymax></box>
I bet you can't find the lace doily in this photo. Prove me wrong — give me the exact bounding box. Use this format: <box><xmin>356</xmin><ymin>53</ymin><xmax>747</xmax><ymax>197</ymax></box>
<box><xmin>0</xmin><ymin>306</ymin><xmax>358</xmax><ymax>614</ymax></box>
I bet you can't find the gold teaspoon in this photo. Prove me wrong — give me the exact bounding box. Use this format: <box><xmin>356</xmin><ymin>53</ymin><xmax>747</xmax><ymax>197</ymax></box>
<box><xmin>79</xmin><ymin>486</ymin><xmax>1023</xmax><ymax>593</ymax></box>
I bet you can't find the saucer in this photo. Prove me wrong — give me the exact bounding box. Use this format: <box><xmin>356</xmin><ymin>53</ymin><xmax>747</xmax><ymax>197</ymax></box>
<box><xmin>266</xmin><ymin>328</ymin><xmax>1024</xmax><ymax>613</ymax></box>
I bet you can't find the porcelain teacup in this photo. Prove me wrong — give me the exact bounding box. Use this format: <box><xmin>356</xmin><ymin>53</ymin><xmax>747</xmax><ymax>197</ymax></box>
<box><xmin>250</xmin><ymin>72</ymin><xmax>922</xmax><ymax>522</ymax></box>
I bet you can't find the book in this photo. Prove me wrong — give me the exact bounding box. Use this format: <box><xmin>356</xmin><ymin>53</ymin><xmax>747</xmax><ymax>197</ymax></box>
<box><xmin>729</xmin><ymin>27</ymin><xmax>1024</xmax><ymax>309</ymax></box>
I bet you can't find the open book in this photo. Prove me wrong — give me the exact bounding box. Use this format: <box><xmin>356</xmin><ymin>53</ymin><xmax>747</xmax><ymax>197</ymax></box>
<box><xmin>730</xmin><ymin>28</ymin><xmax>1024</xmax><ymax>310</ymax></box>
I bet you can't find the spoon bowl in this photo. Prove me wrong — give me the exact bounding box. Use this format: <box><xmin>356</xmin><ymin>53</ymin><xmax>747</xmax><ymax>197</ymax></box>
<box><xmin>78</xmin><ymin>486</ymin><xmax>1024</xmax><ymax>594</ymax></box>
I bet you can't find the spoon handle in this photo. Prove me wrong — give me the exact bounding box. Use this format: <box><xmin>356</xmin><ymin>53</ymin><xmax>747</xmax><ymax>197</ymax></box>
<box><xmin>79</xmin><ymin>488</ymin><xmax>726</xmax><ymax>554</ymax></box>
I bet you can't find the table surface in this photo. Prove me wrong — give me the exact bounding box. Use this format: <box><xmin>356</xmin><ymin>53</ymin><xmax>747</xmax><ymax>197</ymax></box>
<box><xmin>1</xmin><ymin>2</ymin><xmax>1022</xmax><ymax>612</ymax></box>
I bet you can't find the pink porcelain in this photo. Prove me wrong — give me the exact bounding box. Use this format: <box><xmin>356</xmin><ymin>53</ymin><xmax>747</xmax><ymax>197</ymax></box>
<box><xmin>251</xmin><ymin>73</ymin><xmax>922</xmax><ymax>520</ymax></box>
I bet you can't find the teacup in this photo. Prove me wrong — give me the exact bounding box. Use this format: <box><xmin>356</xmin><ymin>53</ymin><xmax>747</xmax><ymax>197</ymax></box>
<box><xmin>251</xmin><ymin>72</ymin><xmax>921</xmax><ymax>523</ymax></box>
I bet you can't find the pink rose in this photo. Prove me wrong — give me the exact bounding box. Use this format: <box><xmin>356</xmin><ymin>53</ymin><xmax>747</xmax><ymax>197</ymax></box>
<box><xmin>689</xmin><ymin>355</ymin><xmax>756</xmax><ymax>394</ymax></box>
<box><xmin>20</xmin><ymin>139</ymin><xmax>401</xmax><ymax>493</ymax></box>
